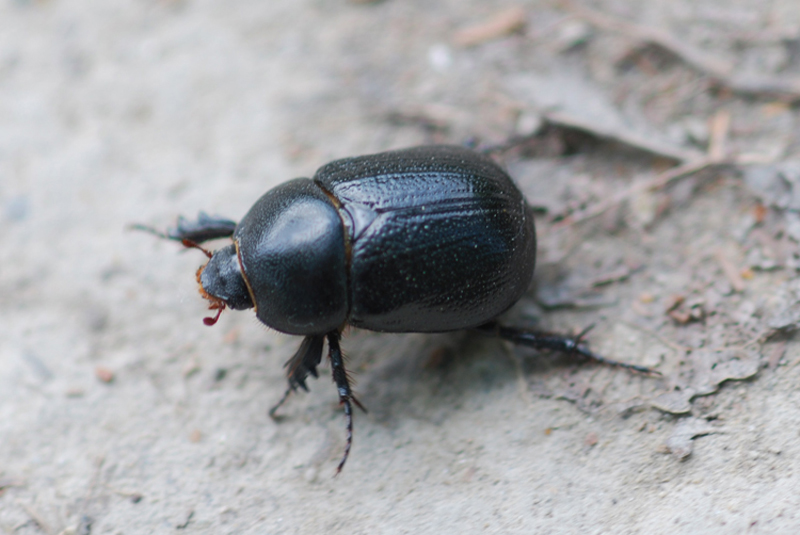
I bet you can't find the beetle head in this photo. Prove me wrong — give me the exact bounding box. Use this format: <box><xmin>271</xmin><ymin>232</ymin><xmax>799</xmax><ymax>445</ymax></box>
<box><xmin>191</xmin><ymin>243</ymin><xmax>254</xmax><ymax>325</ymax></box>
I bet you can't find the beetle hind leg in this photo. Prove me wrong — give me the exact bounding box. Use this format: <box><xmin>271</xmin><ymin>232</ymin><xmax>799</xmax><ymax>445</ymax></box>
<box><xmin>474</xmin><ymin>321</ymin><xmax>658</xmax><ymax>375</ymax></box>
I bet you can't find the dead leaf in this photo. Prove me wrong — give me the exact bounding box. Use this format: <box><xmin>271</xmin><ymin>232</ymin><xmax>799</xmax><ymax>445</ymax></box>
<box><xmin>764</xmin><ymin>278</ymin><xmax>800</xmax><ymax>332</ymax></box>
<box><xmin>691</xmin><ymin>349</ymin><xmax>760</xmax><ymax>396</ymax></box>
<box><xmin>505</xmin><ymin>71</ymin><xmax>700</xmax><ymax>162</ymax></box>
<box><xmin>651</xmin><ymin>389</ymin><xmax>694</xmax><ymax>415</ymax></box>
<box><xmin>665</xmin><ymin>417</ymin><xmax>717</xmax><ymax>460</ymax></box>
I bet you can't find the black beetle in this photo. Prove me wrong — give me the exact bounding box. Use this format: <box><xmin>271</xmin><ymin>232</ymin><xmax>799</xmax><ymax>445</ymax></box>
<box><xmin>135</xmin><ymin>145</ymin><xmax>652</xmax><ymax>472</ymax></box>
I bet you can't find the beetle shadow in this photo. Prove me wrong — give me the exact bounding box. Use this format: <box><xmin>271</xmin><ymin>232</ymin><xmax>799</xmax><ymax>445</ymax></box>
<box><xmin>349</xmin><ymin>327</ymin><xmax>600</xmax><ymax>428</ymax></box>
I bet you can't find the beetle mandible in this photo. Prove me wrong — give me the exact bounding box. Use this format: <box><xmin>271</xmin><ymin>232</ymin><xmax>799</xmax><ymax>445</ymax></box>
<box><xmin>136</xmin><ymin>145</ymin><xmax>653</xmax><ymax>473</ymax></box>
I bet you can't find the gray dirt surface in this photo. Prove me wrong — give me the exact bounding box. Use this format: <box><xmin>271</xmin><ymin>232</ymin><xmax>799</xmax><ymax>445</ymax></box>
<box><xmin>3</xmin><ymin>0</ymin><xmax>800</xmax><ymax>533</ymax></box>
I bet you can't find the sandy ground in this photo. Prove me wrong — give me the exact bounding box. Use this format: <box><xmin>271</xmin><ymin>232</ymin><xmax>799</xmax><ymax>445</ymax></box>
<box><xmin>3</xmin><ymin>0</ymin><xmax>800</xmax><ymax>533</ymax></box>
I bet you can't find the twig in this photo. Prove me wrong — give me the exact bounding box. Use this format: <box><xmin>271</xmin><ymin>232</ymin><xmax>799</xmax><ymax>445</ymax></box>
<box><xmin>767</xmin><ymin>340</ymin><xmax>788</xmax><ymax>369</ymax></box>
<box><xmin>723</xmin><ymin>75</ymin><xmax>800</xmax><ymax>103</ymax></box>
<box><xmin>560</xmin><ymin>157</ymin><xmax>722</xmax><ymax>225</ymax></box>
<box><xmin>565</xmin><ymin>1</ymin><xmax>800</xmax><ymax>102</ymax></box>
<box><xmin>0</xmin><ymin>477</ymin><xmax>22</xmax><ymax>493</ymax></box>
<box><xmin>453</xmin><ymin>6</ymin><xmax>527</xmax><ymax>47</ymax></box>
<box><xmin>714</xmin><ymin>248</ymin><xmax>745</xmax><ymax>293</ymax></box>
<box><xmin>707</xmin><ymin>110</ymin><xmax>731</xmax><ymax>162</ymax></box>
<box><xmin>743</xmin><ymin>328</ymin><xmax>777</xmax><ymax>348</ymax></box>
<box><xmin>176</xmin><ymin>510</ymin><xmax>194</xmax><ymax>530</ymax></box>
<box><xmin>17</xmin><ymin>501</ymin><xmax>53</xmax><ymax>535</ymax></box>
<box><xmin>564</xmin><ymin>1</ymin><xmax>731</xmax><ymax>77</ymax></box>
<box><xmin>558</xmin><ymin>104</ymin><xmax>768</xmax><ymax>227</ymax></box>
<box><xmin>732</xmin><ymin>27</ymin><xmax>800</xmax><ymax>45</ymax></box>
<box><xmin>620</xmin><ymin>320</ymin><xmax>692</xmax><ymax>355</ymax></box>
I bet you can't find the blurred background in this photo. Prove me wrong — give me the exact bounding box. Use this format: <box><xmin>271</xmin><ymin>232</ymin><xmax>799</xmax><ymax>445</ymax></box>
<box><xmin>2</xmin><ymin>0</ymin><xmax>800</xmax><ymax>533</ymax></box>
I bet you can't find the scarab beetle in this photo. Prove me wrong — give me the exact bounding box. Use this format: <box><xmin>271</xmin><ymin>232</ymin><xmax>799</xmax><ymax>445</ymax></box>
<box><xmin>136</xmin><ymin>145</ymin><xmax>652</xmax><ymax>472</ymax></box>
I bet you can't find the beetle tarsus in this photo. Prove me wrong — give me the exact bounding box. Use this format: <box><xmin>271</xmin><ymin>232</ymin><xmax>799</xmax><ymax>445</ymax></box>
<box><xmin>326</xmin><ymin>331</ymin><xmax>359</xmax><ymax>474</ymax></box>
<box><xmin>268</xmin><ymin>387</ymin><xmax>293</xmax><ymax>419</ymax></box>
<box><xmin>474</xmin><ymin>321</ymin><xmax>659</xmax><ymax>375</ymax></box>
<box><xmin>336</xmin><ymin>395</ymin><xmax>353</xmax><ymax>475</ymax></box>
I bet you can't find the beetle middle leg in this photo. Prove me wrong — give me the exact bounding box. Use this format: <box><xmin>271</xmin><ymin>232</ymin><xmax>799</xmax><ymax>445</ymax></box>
<box><xmin>326</xmin><ymin>331</ymin><xmax>366</xmax><ymax>474</ymax></box>
<box><xmin>473</xmin><ymin>321</ymin><xmax>658</xmax><ymax>375</ymax></box>
<box><xmin>269</xmin><ymin>332</ymin><xmax>366</xmax><ymax>473</ymax></box>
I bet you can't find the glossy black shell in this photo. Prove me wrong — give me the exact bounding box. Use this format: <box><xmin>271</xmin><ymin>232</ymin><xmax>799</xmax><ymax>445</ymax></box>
<box><xmin>223</xmin><ymin>145</ymin><xmax>536</xmax><ymax>336</ymax></box>
<box><xmin>315</xmin><ymin>145</ymin><xmax>536</xmax><ymax>332</ymax></box>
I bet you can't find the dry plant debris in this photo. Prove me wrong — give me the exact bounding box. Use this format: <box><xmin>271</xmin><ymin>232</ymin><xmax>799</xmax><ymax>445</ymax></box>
<box><xmin>564</xmin><ymin>1</ymin><xmax>800</xmax><ymax>102</ymax></box>
<box><xmin>453</xmin><ymin>6</ymin><xmax>528</xmax><ymax>47</ymax></box>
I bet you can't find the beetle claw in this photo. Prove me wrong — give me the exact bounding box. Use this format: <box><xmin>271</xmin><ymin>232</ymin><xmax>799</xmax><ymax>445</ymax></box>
<box><xmin>350</xmin><ymin>394</ymin><xmax>368</xmax><ymax>414</ymax></box>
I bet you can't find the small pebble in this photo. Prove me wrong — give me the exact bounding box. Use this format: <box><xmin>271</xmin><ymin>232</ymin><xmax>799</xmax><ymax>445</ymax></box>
<box><xmin>95</xmin><ymin>366</ymin><xmax>114</xmax><ymax>383</ymax></box>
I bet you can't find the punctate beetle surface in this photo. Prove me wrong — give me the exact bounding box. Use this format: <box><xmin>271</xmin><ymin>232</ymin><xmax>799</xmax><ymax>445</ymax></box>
<box><xmin>136</xmin><ymin>145</ymin><xmax>653</xmax><ymax>473</ymax></box>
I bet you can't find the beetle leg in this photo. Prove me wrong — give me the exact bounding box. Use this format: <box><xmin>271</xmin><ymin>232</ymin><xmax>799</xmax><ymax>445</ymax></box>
<box><xmin>474</xmin><ymin>321</ymin><xmax>659</xmax><ymax>375</ymax></box>
<box><xmin>326</xmin><ymin>331</ymin><xmax>365</xmax><ymax>474</ymax></box>
<box><xmin>131</xmin><ymin>212</ymin><xmax>237</xmax><ymax>244</ymax></box>
<box><xmin>269</xmin><ymin>335</ymin><xmax>326</xmax><ymax>418</ymax></box>
<box><xmin>268</xmin><ymin>387</ymin><xmax>292</xmax><ymax>419</ymax></box>
<box><xmin>285</xmin><ymin>335</ymin><xmax>326</xmax><ymax>392</ymax></box>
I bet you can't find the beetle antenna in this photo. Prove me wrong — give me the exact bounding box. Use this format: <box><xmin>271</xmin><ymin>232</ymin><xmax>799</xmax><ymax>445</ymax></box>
<box><xmin>203</xmin><ymin>305</ymin><xmax>225</xmax><ymax>326</ymax></box>
<box><xmin>195</xmin><ymin>264</ymin><xmax>227</xmax><ymax>326</ymax></box>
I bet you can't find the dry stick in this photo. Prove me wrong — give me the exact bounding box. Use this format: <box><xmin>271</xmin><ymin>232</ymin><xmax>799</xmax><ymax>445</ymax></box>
<box><xmin>563</xmin><ymin>1</ymin><xmax>732</xmax><ymax>77</ymax></box>
<box><xmin>453</xmin><ymin>6</ymin><xmax>527</xmax><ymax>47</ymax></box>
<box><xmin>620</xmin><ymin>320</ymin><xmax>692</xmax><ymax>355</ymax></box>
<box><xmin>562</xmin><ymin>109</ymin><xmax>743</xmax><ymax>226</ymax></box>
<box><xmin>16</xmin><ymin>501</ymin><xmax>53</xmax><ymax>535</ymax></box>
<box><xmin>767</xmin><ymin>340</ymin><xmax>788</xmax><ymax>369</ymax></box>
<box><xmin>714</xmin><ymin>248</ymin><xmax>746</xmax><ymax>293</ymax></box>
<box><xmin>562</xmin><ymin>157</ymin><xmax>720</xmax><ymax>226</ymax></box>
<box><xmin>707</xmin><ymin>110</ymin><xmax>731</xmax><ymax>162</ymax></box>
<box><xmin>564</xmin><ymin>1</ymin><xmax>800</xmax><ymax>102</ymax></box>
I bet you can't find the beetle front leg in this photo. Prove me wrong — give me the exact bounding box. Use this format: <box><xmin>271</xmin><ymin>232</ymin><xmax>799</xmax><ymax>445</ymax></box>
<box><xmin>474</xmin><ymin>321</ymin><xmax>658</xmax><ymax>375</ymax></box>
<box><xmin>131</xmin><ymin>212</ymin><xmax>238</xmax><ymax>244</ymax></box>
<box><xmin>269</xmin><ymin>335</ymin><xmax>326</xmax><ymax>418</ymax></box>
<box><xmin>326</xmin><ymin>331</ymin><xmax>366</xmax><ymax>474</ymax></box>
